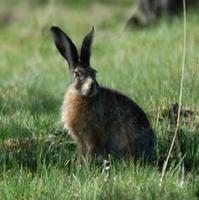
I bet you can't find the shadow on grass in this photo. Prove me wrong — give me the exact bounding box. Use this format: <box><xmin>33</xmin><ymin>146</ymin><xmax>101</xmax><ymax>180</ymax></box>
<box><xmin>154</xmin><ymin>128</ymin><xmax>199</xmax><ymax>174</ymax></box>
<box><xmin>0</xmin><ymin>130</ymin><xmax>77</xmax><ymax>172</ymax></box>
<box><xmin>0</xmin><ymin>91</ymin><xmax>62</xmax><ymax>115</ymax></box>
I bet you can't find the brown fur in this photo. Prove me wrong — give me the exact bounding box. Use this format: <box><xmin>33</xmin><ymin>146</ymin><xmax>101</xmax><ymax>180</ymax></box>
<box><xmin>62</xmin><ymin>86</ymin><xmax>155</xmax><ymax>159</ymax></box>
<box><xmin>51</xmin><ymin>26</ymin><xmax>155</xmax><ymax>160</ymax></box>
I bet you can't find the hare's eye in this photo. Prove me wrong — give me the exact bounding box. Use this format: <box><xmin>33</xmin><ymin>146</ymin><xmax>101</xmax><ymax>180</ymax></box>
<box><xmin>73</xmin><ymin>71</ymin><xmax>80</xmax><ymax>78</ymax></box>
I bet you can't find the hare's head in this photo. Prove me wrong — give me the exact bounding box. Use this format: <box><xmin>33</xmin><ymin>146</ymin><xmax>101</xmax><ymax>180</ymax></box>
<box><xmin>51</xmin><ymin>26</ymin><xmax>99</xmax><ymax>97</ymax></box>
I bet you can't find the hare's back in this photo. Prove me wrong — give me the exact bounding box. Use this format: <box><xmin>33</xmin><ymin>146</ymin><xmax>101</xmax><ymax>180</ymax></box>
<box><xmin>98</xmin><ymin>87</ymin><xmax>155</xmax><ymax>158</ymax></box>
<box><xmin>99</xmin><ymin>87</ymin><xmax>151</xmax><ymax>128</ymax></box>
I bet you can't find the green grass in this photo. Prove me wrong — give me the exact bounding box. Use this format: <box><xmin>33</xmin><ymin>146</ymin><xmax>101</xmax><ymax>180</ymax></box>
<box><xmin>0</xmin><ymin>1</ymin><xmax>199</xmax><ymax>199</ymax></box>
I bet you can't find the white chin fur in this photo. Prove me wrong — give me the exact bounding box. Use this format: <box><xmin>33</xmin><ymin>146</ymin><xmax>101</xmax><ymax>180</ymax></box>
<box><xmin>81</xmin><ymin>78</ymin><xmax>96</xmax><ymax>97</ymax></box>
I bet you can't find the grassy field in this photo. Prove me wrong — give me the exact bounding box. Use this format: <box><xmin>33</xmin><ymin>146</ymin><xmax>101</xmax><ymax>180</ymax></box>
<box><xmin>0</xmin><ymin>1</ymin><xmax>199</xmax><ymax>199</ymax></box>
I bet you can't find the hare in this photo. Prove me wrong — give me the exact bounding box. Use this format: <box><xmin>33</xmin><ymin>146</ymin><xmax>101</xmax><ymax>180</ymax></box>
<box><xmin>50</xmin><ymin>26</ymin><xmax>155</xmax><ymax>160</ymax></box>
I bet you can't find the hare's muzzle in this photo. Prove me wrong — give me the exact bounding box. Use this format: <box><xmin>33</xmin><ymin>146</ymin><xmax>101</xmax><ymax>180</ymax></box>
<box><xmin>81</xmin><ymin>77</ymin><xmax>98</xmax><ymax>97</ymax></box>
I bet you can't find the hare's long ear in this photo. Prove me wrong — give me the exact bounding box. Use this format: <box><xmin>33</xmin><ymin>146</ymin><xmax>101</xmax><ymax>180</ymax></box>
<box><xmin>50</xmin><ymin>26</ymin><xmax>78</xmax><ymax>70</ymax></box>
<box><xmin>80</xmin><ymin>26</ymin><xmax>94</xmax><ymax>67</ymax></box>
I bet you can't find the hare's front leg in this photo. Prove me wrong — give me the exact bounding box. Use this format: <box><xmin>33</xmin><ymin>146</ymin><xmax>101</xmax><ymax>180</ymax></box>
<box><xmin>70</xmin><ymin>132</ymin><xmax>87</xmax><ymax>159</ymax></box>
<box><xmin>77</xmin><ymin>137</ymin><xmax>87</xmax><ymax>159</ymax></box>
<box><xmin>87</xmin><ymin>139</ymin><xmax>105</xmax><ymax>158</ymax></box>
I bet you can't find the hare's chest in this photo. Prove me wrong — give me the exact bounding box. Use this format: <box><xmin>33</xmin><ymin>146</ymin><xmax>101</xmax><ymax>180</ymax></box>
<box><xmin>61</xmin><ymin>93</ymin><xmax>93</xmax><ymax>133</ymax></box>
